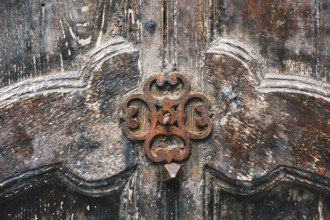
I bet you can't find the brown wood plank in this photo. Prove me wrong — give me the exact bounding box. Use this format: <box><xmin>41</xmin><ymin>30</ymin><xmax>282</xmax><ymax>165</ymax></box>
<box><xmin>0</xmin><ymin>0</ymin><xmax>108</xmax><ymax>87</ymax></box>
<box><xmin>205</xmin><ymin>174</ymin><xmax>329</xmax><ymax>220</ymax></box>
<box><xmin>0</xmin><ymin>1</ymin><xmax>329</xmax><ymax>219</ymax></box>
<box><xmin>137</xmin><ymin>1</ymin><xmax>164</xmax><ymax>78</ymax></box>
<box><xmin>176</xmin><ymin>0</ymin><xmax>205</xmax><ymax>89</ymax></box>
<box><xmin>221</xmin><ymin>0</ymin><xmax>326</xmax><ymax>82</ymax></box>
<box><xmin>204</xmin><ymin>41</ymin><xmax>330</xmax><ymax>182</ymax></box>
<box><xmin>169</xmin><ymin>1</ymin><xmax>208</xmax><ymax>219</ymax></box>
<box><xmin>0</xmin><ymin>40</ymin><xmax>139</xmax><ymax>192</ymax></box>
<box><xmin>0</xmin><ymin>179</ymin><xmax>120</xmax><ymax>219</ymax></box>
<box><xmin>319</xmin><ymin>0</ymin><xmax>330</xmax><ymax>81</ymax></box>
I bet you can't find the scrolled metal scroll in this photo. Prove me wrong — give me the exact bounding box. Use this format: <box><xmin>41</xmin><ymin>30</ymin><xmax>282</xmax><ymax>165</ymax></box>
<box><xmin>122</xmin><ymin>73</ymin><xmax>212</xmax><ymax>164</ymax></box>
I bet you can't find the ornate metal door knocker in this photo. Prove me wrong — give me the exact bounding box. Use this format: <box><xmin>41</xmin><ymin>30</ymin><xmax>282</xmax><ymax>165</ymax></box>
<box><xmin>122</xmin><ymin>73</ymin><xmax>212</xmax><ymax>181</ymax></box>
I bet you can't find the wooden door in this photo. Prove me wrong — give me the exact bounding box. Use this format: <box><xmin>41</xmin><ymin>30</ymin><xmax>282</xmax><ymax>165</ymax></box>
<box><xmin>0</xmin><ymin>0</ymin><xmax>329</xmax><ymax>219</ymax></box>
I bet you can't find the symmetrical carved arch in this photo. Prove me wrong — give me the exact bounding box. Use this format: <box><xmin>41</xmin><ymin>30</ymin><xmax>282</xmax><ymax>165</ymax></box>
<box><xmin>0</xmin><ymin>37</ymin><xmax>329</xmax><ymax>201</ymax></box>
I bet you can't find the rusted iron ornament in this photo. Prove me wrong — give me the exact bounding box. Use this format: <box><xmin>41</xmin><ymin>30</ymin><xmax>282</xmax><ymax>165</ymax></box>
<box><xmin>122</xmin><ymin>73</ymin><xmax>212</xmax><ymax>164</ymax></box>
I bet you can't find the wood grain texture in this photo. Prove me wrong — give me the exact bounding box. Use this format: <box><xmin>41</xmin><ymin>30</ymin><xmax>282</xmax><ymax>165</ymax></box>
<box><xmin>204</xmin><ymin>170</ymin><xmax>330</xmax><ymax>220</ymax></box>
<box><xmin>204</xmin><ymin>40</ymin><xmax>330</xmax><ymax>182</ymax></box>
<box><xmin>0</xmin><ymin>0</ymin><xmax>329</xmax><ymax>219</ymax></box>
<box><xmin>0</xmin><ymin>39</ymin><xmax>139</xmax><ymax>196</ymax></box>
<box><xmin>0</xmin><ymin>178</ymin><xmax>120</xmax><ymax>219</ymax></box>
<box><xmin>1</xmin><ymin>0</ymin><xmax>328</xmax><ymax>86</ymax></box>
<box><xmin>177</xmin><ymin>0</ymin><xmax>205</xmax><ymax>88</ymax></box>
<box><xmin>221</xmin><ymin>0</ymin><xmax>329</xmax><ymax>83</ymax></box>
<box><xmin>0</xmin><ymin>0</ymin><xmax>132</xmax><ymax>88</ymax></box>
<box><xmin>319</xmin><ymin>0</ymin><xmax>330</xmax><ymax>81</ymax></box>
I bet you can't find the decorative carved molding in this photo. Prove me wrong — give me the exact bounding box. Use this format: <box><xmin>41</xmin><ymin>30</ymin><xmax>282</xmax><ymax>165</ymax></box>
<box><xmin>204</xmin><ymin>165</ymin><xmax>330</xmax><ymax>220</ymax></box>
<box><xmin>257</xmin><ymin>74</ymin><xmax>330</xmax><ymax>102</ymax></box>
<box><xmin>205</xmin><ymin>165</ymin><xmax>330</xmax><ymax>195</ymax></box>
<box><xmin>208</xmin><ymin>39</ymin><xmax>330</xmax><ymax>101</ymax></box>
<box><xmin>122</xmin><ymin>73</ymin><xmax>212</xmax><ymax>164</ymax></box>
<box><xmin>204</xmin><ymin>38</ymin><xmax>330</xmax><ymax>183</ymax></box>
<box><xmin>0</xmin><ymin>38</ymin><xmax>139</xmax><ymax>191</ymax></box>
<box><xmin>0</xmin><ymin>38</ymin><xmax>136</xmax><ymax>107</ymax></box>
<box><xmin>0</xmin><ymin>164</ymin><xmax>137</xmax><ymax>200</ymax></box>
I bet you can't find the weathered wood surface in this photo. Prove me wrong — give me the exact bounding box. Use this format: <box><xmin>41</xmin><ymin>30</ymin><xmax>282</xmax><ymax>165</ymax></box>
<box><xmin>205</xmin><ymin>173</ymin><xmax>330</xmax><ymax>219</ymax></box>
<box><xmin>0</xmin><ymin>39</ymin><xmax>139</xmax><ymax>196</ymax></box>
<box><xmin>0</xmin><ymin>179</ymin><xmax>120</xmax><ymax>220</ymax></box>
<box><xmin>1</xmin><ymin>0</ymin><xmax>328</xmax><ymax>87</ymax></box>
<box><xmin>0</xmin><ymin>0</ymin><xmax>329</xmax><ymax>219</ymax></box>
<box><xmin>221</xmin><ymin>0</ymin><xmax>329</xmax><ymax>82</ymax></box>
<box><xmin>205</xmin><ymin>40</ymin><xmax>330</xmax><ymax>182</ymax></box>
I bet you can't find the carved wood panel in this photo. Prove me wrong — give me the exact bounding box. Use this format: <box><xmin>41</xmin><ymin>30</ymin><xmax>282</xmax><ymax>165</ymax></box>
<box><xmin>0</xmin><ymin>0</ymin><xmax>329</xmax><ymax>219</ymax></box>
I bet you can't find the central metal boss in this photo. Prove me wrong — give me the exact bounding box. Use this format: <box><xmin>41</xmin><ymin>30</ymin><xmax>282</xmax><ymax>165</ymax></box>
<box><xmin>122</xmin><ymin>73</ymin><xmax>212</xmax><ymax>165</ymax></box>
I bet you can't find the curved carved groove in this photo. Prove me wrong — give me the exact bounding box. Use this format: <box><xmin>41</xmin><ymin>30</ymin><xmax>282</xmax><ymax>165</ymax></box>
<box><xmin>204</xmin><ymin>38</ymin><xmax>330</xmax><ymax>182</ymax></box>
<box><xmin>58</xmin><ymin>166</ymin><xmax>137</xmax><ymax>197</ymax></box>
<box><xmin>206</xmin><ymin>165</ymin><xmax>330</xmax><ymax>196</ymax></box>
<box><xmin>0</xmin><ymin>38</ymin><xmax>140</xmax><ymax>184</ymax></box>
<box><xmin>208</xmin><ymin>38</ymin><xmax>330</xmax><ymax>101</ymax></box>
<box><xmin>0</xmin><ymin>163</ymin><xmax>137</xmax><ymax>200</ymax></box>
<box><xmin>207</xmin><ymin>39</ymin><xmax>264</xmax><ymax>85</ymax></box>
<box><xmin>0</xmin><ymin>38</ymin><xmax>137</xmax><ymax>107</ymax></box>
<box><xmin>257</xmin><ymin>74</ymin><xmax>330</xmax><ymax>101</ymax></box>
